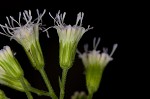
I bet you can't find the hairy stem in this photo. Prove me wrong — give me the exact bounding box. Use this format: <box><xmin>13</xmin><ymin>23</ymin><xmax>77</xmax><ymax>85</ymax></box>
<box><xmin>29</xmin><ymin>87</ymin><xmax>49</xmax><ymax>96</ymax></box>
<box><xmin>39</xmin><ymin>68</ymin><xmax>57</xmax><ymax>99</ymax></box>
<box><xmin>59</xmin><ymin>69</ymin><xmax>68</xmax><ymax>99</ymax></box>
<box><xmin>88</xmin><ymin>93</ymin><xmax>93</xmax><ymax>99</ymax></box>
<box><xmin>20</xmin><ymin>77</ymin><xmax>33</xmax><ymax>99</ymax></box>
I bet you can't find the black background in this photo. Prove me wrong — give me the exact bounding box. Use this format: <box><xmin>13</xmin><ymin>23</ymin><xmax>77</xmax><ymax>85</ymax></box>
<box><xmin>0</xmin><ymin>0</ymin><xmax>135</xmax><ymax>99</ymax></box>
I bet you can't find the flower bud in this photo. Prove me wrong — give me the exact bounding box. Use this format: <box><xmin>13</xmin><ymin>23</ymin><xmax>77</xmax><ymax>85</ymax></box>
<box><xmin>0</xmin><ymin>89</ymin><xmax>9</xmax><ymax>99</ymax></box>
<box><xmin>71</xmin><ymin>91</ymin><xmax>87</xmax><ymax>99</ymax></box>
<box><xmin>78</xmin><ymin>37</ymin><xmax>118</xmax><ymax>94</ymax></box>
<box><xmin>0</xmin><ymin>46</ymin><xmax>23</xmax><ymax>78</ymax></box>
<box><xmin>0</xmin><ymin>65</ymin><xmax>30</xmax><ymax>92</ymax></box>
<box><xmin>49</xmin><ymin>11</ymin><xmax>93</xmax><ymax>69</ymax></box>
<box><xmin>0</xmin><ymin>10</ymin><xmax>46</xmax><ymax>70</ymax></box>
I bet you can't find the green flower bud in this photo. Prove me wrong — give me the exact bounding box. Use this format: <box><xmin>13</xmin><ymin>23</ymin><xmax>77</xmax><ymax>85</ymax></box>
<box><xmin>0</xmin><ymin>69</ymin><xmax>29</xmax><ymax>91</ymax></box>
<box><xmin>71</xmin><ymin>91</ymin><xmax>87</xmax><ymax>99</ymax></box>
<box><xmin>0</xmin><ymin>89</ymin><xmax>9</xmax><ymax>99</ymax></box>
<box><xmin>0</xmin><ymin>46</ymin><xmax>30</xmax><ymax>91</ymax></box>
<box><xmin>49</xmin><ymin>11</ymin><xmax>93</xmax><ymax>69</ymax></box>
<box><xmin>0</xmin><ymin>46</ymin><xmax>23</xmax><ymax>78</ymax></box>
<box><xmin>0</xmin><ymin>10</ymin><xmax>46</xmax><ymax>70</ymax></box>
<box><xmin>78</xmin><ymin>37</ymin><xmax>118</xmax><ymax>94</ymax></box>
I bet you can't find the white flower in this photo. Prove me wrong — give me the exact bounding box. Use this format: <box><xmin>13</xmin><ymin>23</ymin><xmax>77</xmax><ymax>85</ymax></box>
<box><xmin>0</xmin><ymin>10</ymin><xmax>46</xmax><ymax>69</ymax></box>
<box><xmin>48</xmin><ymin>11</ymin><xmax>93</xmax><ymax>68</ymax></box>
<box><xmin>49</xmin><ymin>11</ymin><xmax>93</xmax><ymax>46</ymax></box>
<box><xmin>77</xmin><ymin>37</ymin><xmax>118</xmax><ymax>93</ymax></box>
<box><xmin>0</xmin><ymin>46</ymin><xmax>23</xmax><ymax>78</ymax></box>
<box><xmin>0</xmin><ymin>9</ymin><xmax>46</xmax><ymax>50</ymax></box>
<box><xmin>78</xmin><ymin>37</ymin><xmax>118</xmax><ymax>68</ymax></box>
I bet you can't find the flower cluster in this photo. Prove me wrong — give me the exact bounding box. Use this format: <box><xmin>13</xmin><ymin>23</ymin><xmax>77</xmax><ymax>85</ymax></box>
<box><xmin>0</xmin><ymin>10</ymin><xmax>118</xmax><ymax>99</ymax></box>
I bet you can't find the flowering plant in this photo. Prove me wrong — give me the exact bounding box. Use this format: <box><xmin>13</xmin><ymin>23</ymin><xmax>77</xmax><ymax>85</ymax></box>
<box><xmin>0</xmin><ymin>10</ymin><xmax>117</xmax><ymax>99</ymax></box>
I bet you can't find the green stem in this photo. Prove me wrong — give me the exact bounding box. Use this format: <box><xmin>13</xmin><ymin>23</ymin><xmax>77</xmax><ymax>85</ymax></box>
<box><xmin>29</xmin><ymin>87</ymin><xmax>50</xmax><ymax>96</ymax></box>
<box><xmin>20</xmin><ymin>77</ymin><xmax>33</xmax><ymax>99</ymax></box>
<box><xmin>39</xmin><ymin>68</ymin><xmax>57</xmax><ymax>99</ymax></box>
<box><xmin>59</xmin><ymin>69</ymin><xmax>68</xmax><ymax>99</ymax></box>
<box><xmin>88</xmin><ymin>93</ymin><xmax>93</xmax><ymax>99</ymax></box>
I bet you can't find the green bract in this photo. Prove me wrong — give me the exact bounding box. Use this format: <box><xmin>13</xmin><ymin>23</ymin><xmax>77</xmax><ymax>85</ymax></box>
<box><xmin>0</xmin><ymin>46</ymin><xmax>23</xmax><ymax>78</ymax></box>
<box><xmin>0</xmin><ymin>89</ymin><xmax>8</xmax><ymax>99</ymax></box>
<box><xmin>0</xmin><ymin>46</ymin><xmax>30</xmax><ymax>91</ymax></box>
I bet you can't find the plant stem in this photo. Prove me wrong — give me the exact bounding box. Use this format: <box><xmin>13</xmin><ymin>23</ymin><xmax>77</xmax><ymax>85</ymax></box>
<box><xmin>39</xmin><ymin>68</ymin><xmax>57</xmax><ymax>99</ymax></box>
<box><xmin>20</xmin><ymin>77</ymin><xmax>33</xmax><ymax>99</ymax></box>
<box><xmin>59</xmin><ymin>68</ymin><xmax>68</xmax><ymax>99</ymax></box>
<box><xmin>88</xmin><ymin>93</ymin><xmax>93</xmax><ymax>99</ymax></box>
<box><xmin>29</xmin><ymin>87</ymin><xmax>50</xmax><ymax>96</ymax></box>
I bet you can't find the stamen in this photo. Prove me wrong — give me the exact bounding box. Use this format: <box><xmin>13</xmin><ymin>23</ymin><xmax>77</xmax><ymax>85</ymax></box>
<box><xmin>36</xmin><ymin>9</ymin><xmax>40</xmax><ymax>18</ymax></box>
<box><xmin>37</xmin><ymin>9</ymin><xmax>46</xmax><ymax>23</ymax></box>
<box><xmin>49</xmin><ymin>12</ymin><xmax>59</xmax><ymax>26</ymax></box>
<box><xmin>93</xmin><ymin>37</ymin><xmax>100</xmax><ymax>50</ymax></box>
<box><xmin>60</xmin><ymin>13</ymin><xmax>64</xmax><ymax>25</ymax></box>
<box><xmin>24</xmin><ymin>10</ymin><xmax>29</xmax><ymax>19</ymax></box>
<box><xmin>60</xmin><ymin>14</ymin><xmax>63</xmax><ymax>23</ymax></box>
<box><xmin>0</xmin><ymin>24</ymin><xmax>14</xmax><ymax>30</ymax></box>
<box><xmin>42</xmin><ymin>26</ymin><xmax>53</xmax><ymax>32</ymax></box>
<box><xmin>24</xmin><ymin>10</ymin><xmax>31</xmax><ymax>20</ymax></box>
<box><xmin>85</xmin><ymin>25</ymin><xmax>93</xmax><ymax>32</ymax></box>
<box><xmin>40</xmin><ymin>27</ymin><xmax>50</xmax><ymax>38</ymax></box>
<box><xmin>62</xmin><ymin>12</ymin><xmax>66</xmax><ymax>23</ymax></box>
<box><xmin>80</xmin><ymin>12</ymin><xmax>84</xmax><ymax>26</ymax></box>
<box><xmin>5</xmin><ymin>24</ymin><xmax>13</xmax><ymax>35</ymax></box>
<box><xmin>10</xmin><ymin>16</ymin><xmax>15</xmax><ymax>27</ymax></box>
<box><xmin>6</xmin><ymin>17</ymin><xmax>12</xmax><ymax>28</ymax></box>
<box><xmin>0</xmin><ymin>24</ymin><xmax>14</xmax><ymax>37</ymax></box>
<box><xmin>28</xmin><ymin>10</ymin><xmax>32</xmax><ymax>18</ymax></box>
<box><xmin>23</xmin><ymin>12</ymin><xmax>28</xmax><ymax>23</ymax></box>
<box><xmin>95</xmin><ymin>37</ymin><xmax>100</xmax><ymax>50</ymax></box>
<box><xmin>36</xmin><ymin>9</ymin><xmax>40</xmax><ymax>23</ymax></box>
<box><xmin>0</xmin><ymin>32</ymin><xmax>11</xmax><ymax>37</ymax></box>
<box><xmin>0</xmin><ymin>9</ymin><xmax>46</xmax><ymax>41</ymax></box>
<box><xmin>0</xmin><ymin>24</ymin><xmax>7</xmax><ymax>34</ymax></box>
<box><xmin>56</xmin><ymin>11</ymin><xmax>62</xmax><ymax>26</ymax></box>
<box><xmin>10</xmin><ymin>16</ymin><xmax>21</xmax><ymax>26</ymax></box>
<box><xmin>23</xmin><ymin>10</ymin><xmax>32</xmax><ymax>25</ymax></box>
<box><xmin>40</xmin><ymin>9</ymin><xmax>46</xmax><ymax>19</ymax></box>
<box><xmin>19</xmin><ymin>12</ymin><xmax>21</xmax><ymax>24</ymax></box>
<box><xmin>110</xmin><ymin>44</ymin><xmax>118</xmax><ymax>56</ymax></box>
<box><xmin>75</xmin><ymin>12</ymin><xmax>81</xmax><ymax>26</ymax></box>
